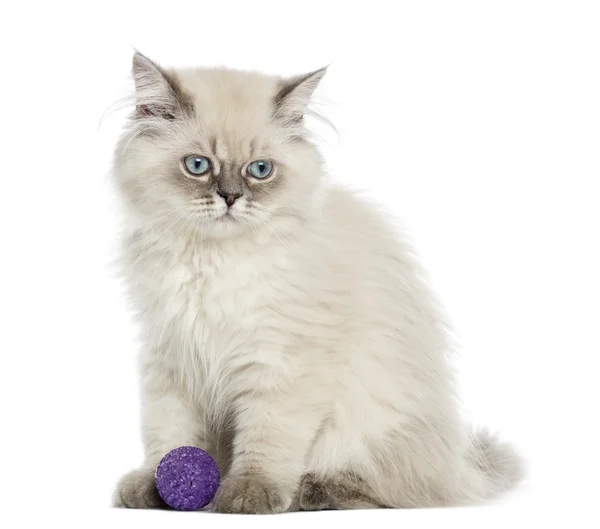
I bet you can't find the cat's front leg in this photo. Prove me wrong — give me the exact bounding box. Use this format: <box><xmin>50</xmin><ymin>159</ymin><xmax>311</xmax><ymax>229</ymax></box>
<box><xmin>113</xmin><ymin>352</ymin><xmax>210</xmax><ymax>509</ymax></box>
<box><xmin>213</xmin><ymin>386</ymin><xmax>322</xmax><ymax>514</ymax></box>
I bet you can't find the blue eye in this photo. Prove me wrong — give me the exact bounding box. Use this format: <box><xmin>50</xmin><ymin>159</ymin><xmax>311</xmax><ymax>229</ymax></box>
<box><xmin>183</xmin><ymin>155</ymin><xmax>211</xmax><ymax>176</ymax></box>
<box><xmin>247</xmin><ymin>160</ymin><xmax>273</xmax><ymax>179</ymax></box>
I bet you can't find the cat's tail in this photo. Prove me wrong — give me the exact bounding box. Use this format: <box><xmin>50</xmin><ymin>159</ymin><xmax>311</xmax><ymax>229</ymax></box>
<box><xmin>467</xmin><ymin>428</ymin><xmax>525</xmax><ymax>499</ymax></box>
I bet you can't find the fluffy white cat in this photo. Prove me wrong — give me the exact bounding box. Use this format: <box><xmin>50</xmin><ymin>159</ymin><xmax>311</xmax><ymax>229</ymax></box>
<box><xmin>112</xmin><ymin>52</ymin><xmax>523</xmax><ymax>513</ymax></box>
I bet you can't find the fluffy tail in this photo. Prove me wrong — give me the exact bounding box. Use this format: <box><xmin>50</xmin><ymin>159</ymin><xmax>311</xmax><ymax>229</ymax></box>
<box><xmin>468</xmin><ymin>429</ymin><xmax>525</xmax><ymax>498</ymax></box>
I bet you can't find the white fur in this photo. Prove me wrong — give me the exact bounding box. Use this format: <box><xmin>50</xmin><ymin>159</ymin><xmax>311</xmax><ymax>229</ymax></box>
<box><xmin>112</xmin><ymin>54</ymin><xmax>523</xmax><ymax>511</ymax></box>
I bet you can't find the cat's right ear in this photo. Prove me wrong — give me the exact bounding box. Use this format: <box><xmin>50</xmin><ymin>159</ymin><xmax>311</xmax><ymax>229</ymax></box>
<box><xmin>132</xmin><ymin>51</ymin><xmax>189</xmax><ymax>120</ymax></box>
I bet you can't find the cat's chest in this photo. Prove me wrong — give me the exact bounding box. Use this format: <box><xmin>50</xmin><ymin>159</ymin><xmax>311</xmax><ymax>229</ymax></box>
<box><xmin>131</xmin><ymin>233</ymin><xmax>300</xmax><ymax>391</ymax></box>
<box><xmin>157</xmin><ymin>252</ymin><xmax>269</xmax><ymax>335</ymax></box>
<box><xmin>145</xmin><ymin>243</ymin><xmax>292</xmax><ymax>407</ymax></box>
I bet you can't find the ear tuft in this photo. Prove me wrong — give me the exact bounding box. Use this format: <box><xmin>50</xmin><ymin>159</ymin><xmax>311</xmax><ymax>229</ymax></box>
<box><xmin>273</xmin><ymin>67</ymin><xmax>327</xmax><ymax>126</ymax></box>
<box><xmin>131</xmin><ymin>52</ymin><xmax>189</xmax><ymax>120</ymax></box>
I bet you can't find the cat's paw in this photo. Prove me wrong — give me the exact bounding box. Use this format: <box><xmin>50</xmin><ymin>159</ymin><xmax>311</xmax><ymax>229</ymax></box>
<box><xmin>113</xmin><ymin>468</ymin><xmax>166</xmax><ymax>509</ymax></box>
<box><xmin>298</xmin><ymin>472</ymin><xmax>331</xmax><ymax>511</ymax></box>
<box><xmin>298</xmin><ymin>471</ymin><xmax>381</xmax><ymax>511</ymax></box>
<box><xmin>213</xmin><ymin>474</ymin><xmax>290</xmax><ymax>514</ymax></box>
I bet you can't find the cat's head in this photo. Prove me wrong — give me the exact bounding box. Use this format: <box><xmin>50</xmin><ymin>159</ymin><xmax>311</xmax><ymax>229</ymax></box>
<box><xmin>114</xmin><ymin>52</ymin><xmax>327</xmax><ymax>239</ymax></box>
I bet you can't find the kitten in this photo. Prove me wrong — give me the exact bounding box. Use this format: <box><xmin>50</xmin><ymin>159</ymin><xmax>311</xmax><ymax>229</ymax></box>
<box><xmin>112</xmin><ymin>52</ymin><xmax>523</xmax><ymax>513</ymax></box>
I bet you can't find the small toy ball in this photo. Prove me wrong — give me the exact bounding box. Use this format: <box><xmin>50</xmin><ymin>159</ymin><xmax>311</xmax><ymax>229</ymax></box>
<box><xmin>155</xmin><ymin>446</ymin><xmax>220</xmax><ymax>511</ymax></box>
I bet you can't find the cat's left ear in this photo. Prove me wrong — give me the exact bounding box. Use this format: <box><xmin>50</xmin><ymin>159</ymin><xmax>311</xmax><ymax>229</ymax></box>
<box><xmin>273</xmin><ymin>67</ymin><xmax>327</xmax><ymax>126</ymax></box>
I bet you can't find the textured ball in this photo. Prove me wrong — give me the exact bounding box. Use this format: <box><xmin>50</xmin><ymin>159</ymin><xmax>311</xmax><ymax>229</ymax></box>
<box><xmin>155</xmin><ymin>446</ymin><xmax>220</xmax><ymax>511</ymax></box>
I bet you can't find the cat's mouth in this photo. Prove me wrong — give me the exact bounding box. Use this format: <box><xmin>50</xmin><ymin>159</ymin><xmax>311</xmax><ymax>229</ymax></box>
<box><xmin>217</xmin><ymin>211</ymin><xmax>237</xmax><ymax>222</ymax></box>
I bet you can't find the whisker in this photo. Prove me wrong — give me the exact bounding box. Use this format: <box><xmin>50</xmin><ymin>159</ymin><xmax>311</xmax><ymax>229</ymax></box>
<box><xmin>131</xmin><ymin>211</ymin><xmax>184</xmax><ymax>267</ymax></box>
<box><xmin>151</xmin><ymin>215</ymin><xmax>192</xmax><ymax>280</ymax></box>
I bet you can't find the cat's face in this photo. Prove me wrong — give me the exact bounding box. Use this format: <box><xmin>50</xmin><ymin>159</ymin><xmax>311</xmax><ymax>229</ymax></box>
<box><xmin>114</xmin><ymin>53</ymin><xmax>326</xmax><ymax>239</ymax></box>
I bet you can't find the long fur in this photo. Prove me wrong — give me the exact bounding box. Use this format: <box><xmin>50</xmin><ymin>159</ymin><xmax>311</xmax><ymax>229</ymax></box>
<box><xmin>112</xmin><ymin>53</ymin><xmax>523</xmax><ymax>512</ymax></box>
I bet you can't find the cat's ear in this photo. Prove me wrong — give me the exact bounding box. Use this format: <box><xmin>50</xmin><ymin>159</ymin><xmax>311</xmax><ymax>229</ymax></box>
<box><xmin>132</xmin><ymin>51</ymin><xmax>189</xmax><ymax>120</ymax></box>
<box><xmin>273</xmin><ymin>67</ymin><xmax>327</xmax><ymax>126</ymax></box>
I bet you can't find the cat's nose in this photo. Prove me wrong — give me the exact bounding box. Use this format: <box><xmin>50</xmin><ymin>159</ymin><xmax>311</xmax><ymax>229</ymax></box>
<box><xmin>217</xmin><ymin>190</ymin><xmax>243</xmax><ymax>207</ymax></box>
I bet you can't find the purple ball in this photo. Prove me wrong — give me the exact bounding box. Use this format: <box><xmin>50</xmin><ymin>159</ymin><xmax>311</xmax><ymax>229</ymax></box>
<box><xmin>155</xmin><ymin>446</ymin><xmax>220</xmax><ymax>511</ymax></box>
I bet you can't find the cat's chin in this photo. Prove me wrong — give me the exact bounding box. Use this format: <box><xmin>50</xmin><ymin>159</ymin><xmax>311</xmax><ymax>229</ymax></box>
<box><xmin>201</xmin><ymin>215</ymin><xmax>250</xmax><ymax>240</ymax></box>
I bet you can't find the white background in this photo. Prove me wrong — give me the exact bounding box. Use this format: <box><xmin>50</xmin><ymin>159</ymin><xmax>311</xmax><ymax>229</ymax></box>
<box><xmin>1</xmin><ymin>1</ymin><xmax>598</xmax><ymax>527</ymax></box>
